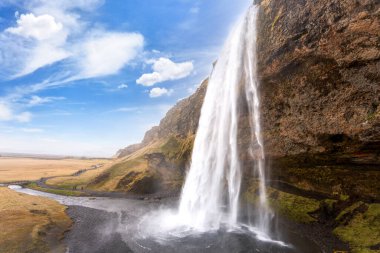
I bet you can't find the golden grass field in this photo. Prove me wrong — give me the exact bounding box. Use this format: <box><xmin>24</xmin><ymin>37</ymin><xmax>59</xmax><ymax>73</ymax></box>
<box><xmin>0</xmin><ymin>187</ymin><xmax>72</xmax><ymax>253</ymax></box>
<box><xmin>0</xmin><ymin>157</ymin><xmax>109</xmax><ymax>183</ymax></box>
<box><xmin>46</xmin><ymin>160</ymin><xmax>115</xmax><ymax>189</ymax></box>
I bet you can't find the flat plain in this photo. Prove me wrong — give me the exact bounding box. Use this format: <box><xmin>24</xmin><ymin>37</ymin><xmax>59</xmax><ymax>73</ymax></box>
<box><xmin>0</xmin><ymin>157</ymin><xmax>109</xmax><ymax>183</ymax></box>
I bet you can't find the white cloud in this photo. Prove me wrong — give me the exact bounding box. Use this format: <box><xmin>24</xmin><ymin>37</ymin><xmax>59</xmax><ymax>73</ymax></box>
<box><xmin>28</xmin><ymin>95</ymin><xmax>65</xmax><ymax>106</ymax></box>
<box><xmin>1</xmin><ymin>0</ymin><xmax>145</xmax><ymax>82</ymax></box>
<box><xmin>118</xmin><ymin>83</ymin><xmax>128</xmax><ymax>89</ymax></box>
<box><xmin>4</xmin><ymin>12</ymin><xmax>70</xmax><ymax>78</ymax></box>
<box><xmin>78</xmin><ymin>32</ymin><xmax>144</xmax><ymax>79</ymax></box>
<box><xmin>17</xmin><ymin>44</ymin><xmax>70</xmax><ymax>78</ymax></box>
<box><xmin>0</xmin><ymin>0</ymin><xmax>105</xmax><ymax>79</ymax></box>
<box><xmin>0</xmin><ymin>103</ymin><xmax>12</xmax><ymax>121</ymax></box>
<box><xmin>0</xmin><ymin>103</ymin><xmax>32</xmax><ymax>122</ymax></box>
<box><xmin>115</xmin><ymin>107</ymin><xmax>139</xmax><ymax>112</ymax></box>
<box><xmin>137</xmin><ymin>57</ymin><xmax>194</xmax><ymax>86</ymax></box>
<box><xmin>149</xmin><ymin>87</ymin><xmax>174</xmax><ymax>98</ymax></box>
<box><xmin>14</xmin><ymin>112</ymin><xmax>32</xmax><ymax>122</ymax></box>
<box><xmin>21</xmin><ymin>128</ymin><xmax>43</xmax><ymax>133</ymax></box>
<box><xmin>6</xmin><ymin>13</ymin><xmax>63</xmax><ymax>41</ymax></box>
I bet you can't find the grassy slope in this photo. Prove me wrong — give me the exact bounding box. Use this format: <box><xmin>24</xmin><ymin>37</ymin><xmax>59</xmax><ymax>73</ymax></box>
<box><xmin>0</xmin><ymin>187</ymin><xmax>72</xmax><ymax>253</ymax></box>
<box><xmin>46</xmin><ymin>135</ymin><xmax>194</xmax><ymax>193</ymax></box>
<box><xmin>45</xmin><ymin>161</ymin><xmax>114</xmax><ymax>190</ymax></box>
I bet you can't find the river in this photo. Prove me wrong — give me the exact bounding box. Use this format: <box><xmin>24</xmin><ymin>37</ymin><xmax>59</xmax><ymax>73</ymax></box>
<box><xmin>8</xmin><ymin>185</ymin><xmax>323</xmax><ymax>253</ymax></box>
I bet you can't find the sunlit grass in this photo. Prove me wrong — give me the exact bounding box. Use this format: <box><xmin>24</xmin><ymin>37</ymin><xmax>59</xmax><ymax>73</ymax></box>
<box><xmin>0</xmin><ymin>187</ymin><xmax>71</xmax><ymax>253</ymax></box>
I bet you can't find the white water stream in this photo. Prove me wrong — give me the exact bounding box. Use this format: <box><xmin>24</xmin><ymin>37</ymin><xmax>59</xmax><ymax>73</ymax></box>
<box><xmin>178</xmin><ymin>5</ymin><xmax>271</xmax><ymax>234</ymax></box>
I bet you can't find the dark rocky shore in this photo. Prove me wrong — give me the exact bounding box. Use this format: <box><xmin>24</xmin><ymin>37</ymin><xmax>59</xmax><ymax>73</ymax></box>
<box><xmin>65</xmin><ymin>206</ymin><xmax>133</xmax><ymax>253</ymax></box>
<box><xmin>63</xmin><ymin>200</ymin><xmax>344</xmax><ymax>253</ymax></box>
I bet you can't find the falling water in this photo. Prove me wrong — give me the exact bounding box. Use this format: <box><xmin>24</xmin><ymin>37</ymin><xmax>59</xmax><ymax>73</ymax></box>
<box><xmin>178</xmin><ymin>5</ymin><xmax>271</xmax><ymax>234</ymax></box>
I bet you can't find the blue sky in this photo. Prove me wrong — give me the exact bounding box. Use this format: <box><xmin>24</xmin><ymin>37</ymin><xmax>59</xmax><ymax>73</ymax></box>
<box><xmin>0</xmin><ymin>0</ymin><xmax>250</xmax><ymax>157</ymax></box>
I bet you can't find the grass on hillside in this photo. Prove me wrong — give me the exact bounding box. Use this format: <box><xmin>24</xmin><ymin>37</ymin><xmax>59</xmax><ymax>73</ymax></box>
<box><xmin>0</xmin><ymin>187</ymin><xmax>72</xmax><ymax>253</ymax></box>
<box><xmin>77</xmin><ymin>136</ymin><xmax>191</xmax><ymax>193</ymax></box>
<box><xmin>87</xmin><ymin>157</ymin><xmax>149</xmax><ymax>192</ymax></box>
<box><xmin>45</xmin><ymin>161</ymin><xmax>114</xmax><ymax>190</ymax></box>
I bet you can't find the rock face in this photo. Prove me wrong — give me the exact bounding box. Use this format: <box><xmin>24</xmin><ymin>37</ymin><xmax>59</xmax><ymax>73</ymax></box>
<box><xmin>116</xmin><ymin>79</ymin><xmax>207</xmax><ymax>158</ymax></box>
<box><xmin>254</xmin><ymin>0</ymin><xmax>380</xmax><ymax>201</ymax></box>
<box><xmin>115</xmin><ymin>0</ymin><xmax>380</xmax><ymax>201</ymax></box>
<box><xmin>257</xmin><ymin>0</ymin><xmax>380</xmax><ymax>158</ymax></box>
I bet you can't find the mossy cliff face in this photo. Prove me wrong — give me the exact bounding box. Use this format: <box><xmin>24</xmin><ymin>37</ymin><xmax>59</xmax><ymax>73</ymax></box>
<box><xmin>250</xmin><ymin>1</ymin><xmax>380</xmax><ymax>251</ymax></box>
<box><xmin>247</xmin><ymin>0</ymin><xmax>380</xmax><ymax>201</ymax></box>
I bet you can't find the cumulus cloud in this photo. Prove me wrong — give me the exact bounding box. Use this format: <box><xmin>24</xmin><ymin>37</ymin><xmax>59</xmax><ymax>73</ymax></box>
<box><xmin>149</xmin><ymin>87</ymin><xmax>174</xmax><ymax>98</ymax></box>
<box><xmin>3</xmin><ymin>12</ymin><xmax>70</xmax><ymax>78</ymax></box>
<box><xmin>6</xmin><ymin>13</ymin><xmax>63</xmax><ymax>40</ymax></box>
<box><xmin>0</xmin><ymin>103</ymin><xmax>32</xmax><ymax>122</ymax></box>
<box><xmin>1</xmin><ymin>0</ymin><xmax>144</xmax><ymax>80</ymax></box>
<box><xmin>137</xmin><ymin>57</ymin><xmax>194</xmax><ymax>86</ymax></box>
<box><xmin>77</xmin><ymin>32</ymin><xmax>144</xmax><ymax>79</ymax></box>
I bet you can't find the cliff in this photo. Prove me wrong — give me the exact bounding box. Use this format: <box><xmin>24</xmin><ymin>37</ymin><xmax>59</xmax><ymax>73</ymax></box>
<box><xmin>87</xmin><ymin>79</ymin><xmax>207</xmax><ymax>195</ymax></box>
<box><xmin>255</xmin><ymin>0</ymin><xmax>380</xmax><ymax>201</ymax></box>
<box><xmin>108</xmin><ymin>0</ymin><xmax>379</xmax><ymax>194</ymax></box>
<box><xmin>110</xmin><ymin>0</ymin><xmax>380</xmax><ymax>199</ymax></box>
<box><xmin>81</xmin><ymin>1</ymin><xmax>379</xmax><ymax>250</ymax></box>
<box><xmin>116</xmin><ymin>78</ymin><xmax>207</xmax><ymax>159</ymax></box>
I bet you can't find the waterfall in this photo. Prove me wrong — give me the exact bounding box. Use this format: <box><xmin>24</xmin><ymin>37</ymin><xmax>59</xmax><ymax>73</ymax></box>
<box><xmin>178</xmin><ymin>5</ymin><xmax>271</xmax><ymax>233</ymax></box>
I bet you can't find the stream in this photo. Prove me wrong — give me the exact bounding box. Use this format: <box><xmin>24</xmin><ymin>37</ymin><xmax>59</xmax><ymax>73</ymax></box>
<box><xmin>8</xmin><ymin>185</ymin><xmax>323</xmax><ymax>253</ymax></box>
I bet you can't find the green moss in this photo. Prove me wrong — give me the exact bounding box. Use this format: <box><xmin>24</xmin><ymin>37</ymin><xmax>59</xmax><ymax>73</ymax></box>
<box><xmin>340</xmin><ymin>194</ymin><xmax>350</xmax><ymax>201</ymax></box>
<box><xmin>334</xmin><ymin>204</ymin><xmax>380</xmax><ymax>253</ymax></box>
<box><xmin>270</xmin><ymin>190</ymin><xmax>320</xmax><ymax>223</ymax></box>
<box><xmin>336</xmin><ymin>202</ymin><xmax>365</xmax><ymax>222</ymax></box>
<box><xmin>26</xmin><ymin>182</ymin><xmax>84</xmax><ymax>197</ymax></box>
<box><xmin>160</xmin><ymin>135</ymin><xmax>194</xmax><ymax>164</ymax></box>
<box><xmin>322</xmin><ymin>199</ymin><xmax>338</xmax><ymax>213</ymax></box>
<box><xmin>245</xmin><ymin>183</ymin><xmax>320</xmax><ymax>223</ymax></box>
<box><xmin>161</xmin><ymin>136</ymin><xmax>181</xmax><ymax>160</ymax></box>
